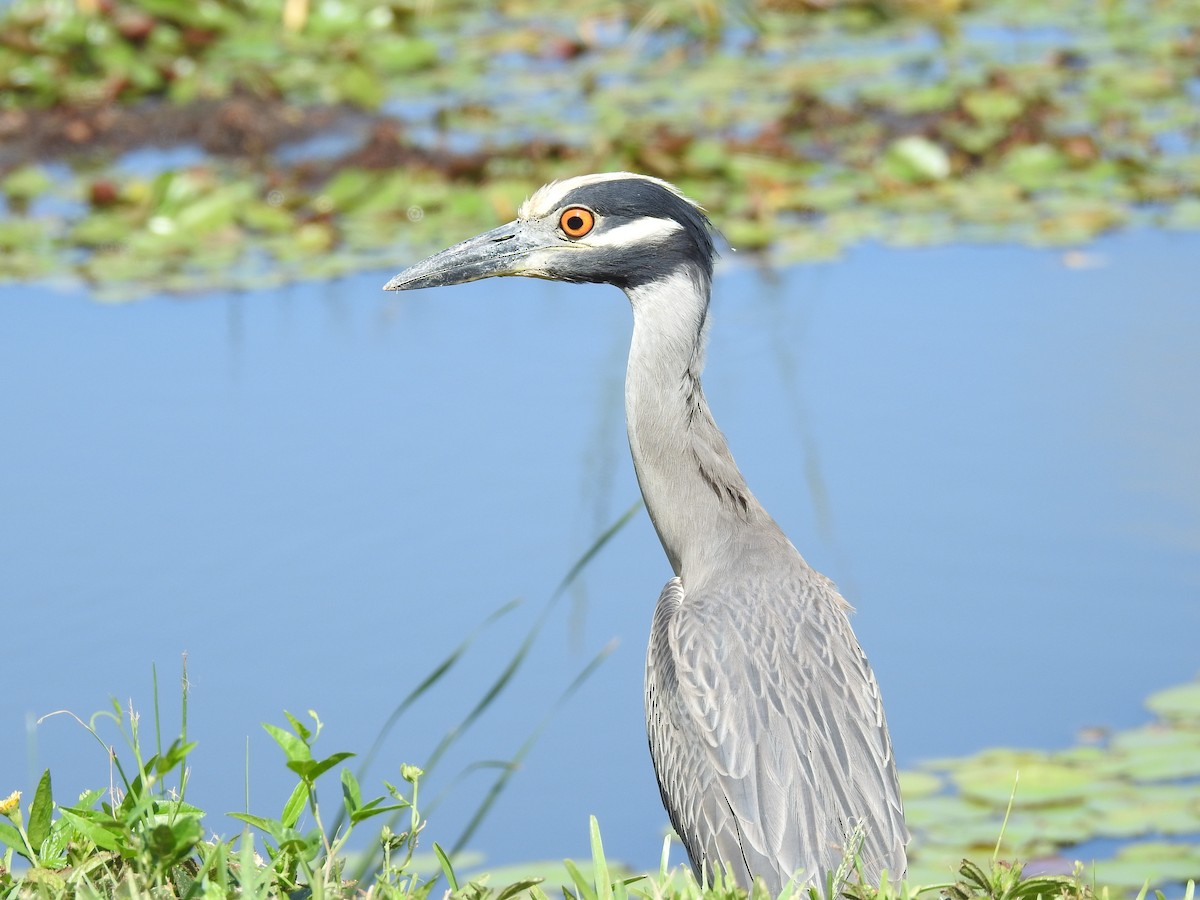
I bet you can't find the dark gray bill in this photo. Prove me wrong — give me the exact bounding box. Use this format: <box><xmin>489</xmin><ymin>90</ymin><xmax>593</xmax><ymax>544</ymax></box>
<box><xmin>383</xmin><ymin>220</ymin><xmax>541</xmax><ymax>291</ymax></box>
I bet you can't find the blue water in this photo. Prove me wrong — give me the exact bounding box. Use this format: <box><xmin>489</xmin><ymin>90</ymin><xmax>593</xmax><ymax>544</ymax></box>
<box><xmin>1</xmin><ymin>231</ymin><xmax>1198</xmax><ymax>874</ymax></box>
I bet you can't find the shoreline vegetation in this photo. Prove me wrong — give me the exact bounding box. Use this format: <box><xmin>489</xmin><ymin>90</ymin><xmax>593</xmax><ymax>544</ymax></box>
<box><xmin>0</xmin><ymin>0</ymin><xmax>1198</xmax><ymax>296</ymax></box>
<box><xmin>2</xmin><ymin>653</ymin><xmax>1199</xmax><ymax>899</ymax></box>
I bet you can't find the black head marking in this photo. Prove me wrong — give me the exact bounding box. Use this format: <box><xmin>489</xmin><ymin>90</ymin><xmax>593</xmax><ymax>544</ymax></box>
<box><xmin>553</xmin><ymin>176</ymin><xmax>717</xmax><ymax>289</ymax></box>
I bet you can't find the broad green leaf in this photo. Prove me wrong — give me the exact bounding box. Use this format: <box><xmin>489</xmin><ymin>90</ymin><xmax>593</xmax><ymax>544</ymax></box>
<box><xmin>263</xmin><ymin>722</ymin><xmax>312</xmax><ymax>764</ymax></box>
<box><xmin>953</xmin><ymin>759</ymin><xmax>1092</xmax><ymax>807</ymax></box>
<box><xmin>57</xmin><ymin>808</ymin><xmax>123</xmax><ymax>854</ymax></box>
<box><xmin>27</xmin><ymin>769</ymin><xmax>53</xmax><ymax>853</ymax></box>
<box><xmin>156</xmin><ymin>739</ymin><xmax>199</xmax><ymax>773</ymax></box>
<box><xmin>0</xmin><ymin>818</ymin><xmax>28</xmax><ymax>858</ymax></box>
<box><xmin>299</xmin><ymin>750</ymin><xmax>354</xmax><ymax>781</ymax></box>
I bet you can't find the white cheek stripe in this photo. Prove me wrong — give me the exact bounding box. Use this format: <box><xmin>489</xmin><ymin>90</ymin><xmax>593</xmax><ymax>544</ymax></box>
<box><xmin>585</xmin><ymin>216</ymin><xmax>684</xmax><ymax>248</ymax></box>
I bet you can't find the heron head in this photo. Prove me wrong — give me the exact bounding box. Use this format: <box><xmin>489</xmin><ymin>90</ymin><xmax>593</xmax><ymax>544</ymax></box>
<box><xmin>383</xmin><ymin>172</ymin><xmax>716</xmax><ymax>293</ymax></box>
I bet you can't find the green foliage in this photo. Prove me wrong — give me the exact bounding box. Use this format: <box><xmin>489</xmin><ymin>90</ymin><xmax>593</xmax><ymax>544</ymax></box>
<box><xmin>2</xmin><ymin>679</ymin><xmax>1200</xmax><ymax>900</ymax></box>
<box><xmin>0</xmin><ymin>0</ymin><xmax>1198</xmax><ymax>296</ymax></box>
<box><xmin>0</xmin><ymin>670</ymin><xmax>212</xmax><ymax>895</ymax></box>
<box><xmin>0</xmin><ymin>661</ymin><xmax>465</xmax><ymax>900</ymax></box>
<box><xmin>943</xmin><ymin>857</ymin><xmax>1077</xmax><ymax>900</ymax></box>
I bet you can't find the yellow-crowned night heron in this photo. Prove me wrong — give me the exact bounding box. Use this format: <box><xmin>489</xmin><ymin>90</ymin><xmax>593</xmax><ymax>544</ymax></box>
<box><xmin>384</xmin><ymin>172</ymin><xmax>908</xmax><ymax>893</ymax></box>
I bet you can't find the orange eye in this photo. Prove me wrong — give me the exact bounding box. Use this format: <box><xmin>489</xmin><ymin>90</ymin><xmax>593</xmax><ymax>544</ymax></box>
<box><xmin>559</xmin><ymin>207</ymin><xmax>595</xmax><ymax>238</ymax></box>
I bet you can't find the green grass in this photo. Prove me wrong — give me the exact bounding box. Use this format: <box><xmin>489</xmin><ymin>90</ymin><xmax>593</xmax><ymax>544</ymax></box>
<box><xmin>4</xmin><ymin>660</ymin><xmax>1199</xmax><ymax>900</ymax></box>
<box><xmin>0</xmin><ymin>680</ymin><xmax>1110</xmax><ymax>900</ymax></box>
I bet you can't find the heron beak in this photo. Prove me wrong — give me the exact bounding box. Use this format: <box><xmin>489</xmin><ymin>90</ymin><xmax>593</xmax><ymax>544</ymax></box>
<box><xmin>383</xmin><ymin>220</ymin><xmax>547</xmax><ymax>291</ymax></box>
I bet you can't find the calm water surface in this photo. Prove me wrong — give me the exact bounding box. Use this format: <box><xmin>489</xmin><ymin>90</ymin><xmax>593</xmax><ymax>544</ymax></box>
<box><xmin>2</xmin><ymin>230</ymin><xmax>1198</xmax><ymax>871</ymax></box>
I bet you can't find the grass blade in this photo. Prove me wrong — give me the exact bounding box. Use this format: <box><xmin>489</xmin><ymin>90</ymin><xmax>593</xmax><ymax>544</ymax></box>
<box><xmin>357</xmin><ymin>598</ymin><xmax>522</xmax><ymax>780</ymax></box>
<box><xmin>434</xmin><ymin>842</ymin><xmax>459</xmax><ymax>892</ymax></box>
<box><xmin>590</xmin><ymin>816</ymin><xmax>612</xmax><ymax>900</ymax></box>
<box><xmin>430</xmin><ymin>501</ymin><xmax>638</xmax><ymax>778</ymax></box>
<box><xmin>563</xmin><ymin>858</ymin><xmax>595</xmax><ymax>900</ymax></box>
<box><xmin>448</xmin><ymin>640</ymin><xmax>616</xmax><ymax>856</ymax></box>
<box><xmin>550</xmin><ymin>501</ymin><xmax>641</xmax><ymax>602</ymax></box>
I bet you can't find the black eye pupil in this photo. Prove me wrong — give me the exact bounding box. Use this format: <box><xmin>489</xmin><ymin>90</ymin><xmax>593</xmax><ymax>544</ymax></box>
<box><xmin>567</xmin><ymin>215</ymin><xmax>583</xmax><ymax>231</ymax></box>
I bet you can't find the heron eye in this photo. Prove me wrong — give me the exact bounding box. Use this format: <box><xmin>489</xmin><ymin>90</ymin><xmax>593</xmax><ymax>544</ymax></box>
<box><xmin>559</xmin><ymin>207</ymin><xmax>595</xmax><ymax>239</ymax></box>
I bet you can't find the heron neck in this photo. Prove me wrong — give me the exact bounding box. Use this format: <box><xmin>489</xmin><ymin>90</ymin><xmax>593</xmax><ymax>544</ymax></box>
<box><xmin>624</xmin><ymin>268</ymin><xmax>775</xmax><ymax>577</ymax></box>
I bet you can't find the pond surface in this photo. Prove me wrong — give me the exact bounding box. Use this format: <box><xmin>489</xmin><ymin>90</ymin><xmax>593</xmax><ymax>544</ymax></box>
<box><xmin>2</xmin><ymin>229</ymin><xmax>1198</xmax><ymax>873</ymax></box>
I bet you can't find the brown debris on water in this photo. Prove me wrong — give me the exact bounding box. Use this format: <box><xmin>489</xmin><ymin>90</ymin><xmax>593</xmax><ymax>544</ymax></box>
<box><xmin>0</xmin><ymin>94</ymin><xmax>356</xmax><ymax>170</ymax></box>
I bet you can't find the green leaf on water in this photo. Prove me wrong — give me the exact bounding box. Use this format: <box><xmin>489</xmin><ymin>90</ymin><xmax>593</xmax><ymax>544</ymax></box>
<box><xmin>1089</xmin><ymin>842</ymin><xmax>1200</xmax><ymax>892</ymax></box>
<box><xmin>951</xmin><ymin>756</ymin><xmax>1092</xmax><ymax>807</ymax></box>
<box><xmin>899</xmin><ymin>770</ymin><xmax>943</xmax><ymax>801</ymax></box>
<box><xmin>1001</xmin><ymin>144</ymin><xmax>1068</xmax><ymax>189</ymax></box>
<box><xmin>240</xmin><ymin>201</ymin><xmax>296</xmax><ymax>234</ymax></box>
<box><xmin>1108</xmin><ymin>725</ymin><xmax>1200</xmax><ymax>781</ymax></box>
<box><xmin>1085</xmin><ymin>783</ymin><xmax>1200</xmax><ymax>838</ymax></box>
<box><xmin>335</xmin><ymin>64</ymin><xmax>385</xmax><ymax>109</ymax></box>
<box><xmin>1146</xmin><ymin>679</ymin><xmax>1200</xmax><ymax>723</ymax></box>
<box><xmin>962</xmin><ymin>89</ymin><xmax>1024</xmax><ymax>125</ymax></box>
<box><xmin>2</xmin><ymin>165</ymin><xmax>53</xmax><ymax>203</ymax></box>
<box><xmin>881</xmin><ymin>136</ymin><xmax>951</xmax><ymax>183</ymax></box>
<box><xmin>367</xmin><ymin>37</ymin><xmax>439</xmax><ymax>75</ymax></box>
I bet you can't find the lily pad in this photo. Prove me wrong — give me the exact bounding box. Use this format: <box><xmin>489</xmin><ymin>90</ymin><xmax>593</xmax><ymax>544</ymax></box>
<box><xmin>962</xmin><ymin>89</ymin><xmax>1026</xmax><ymax>125</ymax></box>
<box><xmin>1085</xmin><ymin>783</ymin><xmax>1200</xmax><ymax>838</ymax></box>
<box><xmin>899</xmin><ymin>770</ymin><xmax>944</xmax><ymax>801</ymax></box>
<box><xmin>951</xmin><ymin>757</ymin><xmax>1094</xmax><ymax>808</ymax></box>
<box><xmin>2</xmin><ymin>164</ymin><xmax>53</xmax><ymax>203</ymax></box>
<box><xmin>1089</xmin><ymin>842</ymin><xmax>1200</xmax><ymax>893</ymax></box>
<box><xmin>1107</xmin><ymin>725</ymin><xmax>1200</xmax><ymax>782</ymax></box>
<box><xmin>0</xmin><ymin>0</ymin><xmax>1198</xmax><ymax>296</ymax></box>
<box><xmin>1146</xmin><ymin>680</ymin><xmax>1200</xmax><ymax>724</ymax></box>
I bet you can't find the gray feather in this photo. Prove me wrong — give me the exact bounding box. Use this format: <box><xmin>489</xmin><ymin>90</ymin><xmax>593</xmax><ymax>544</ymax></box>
<box><xmin>646</xmin><ymin>562</ymin><xmax>907</xmax><ymax>894</ymax></box>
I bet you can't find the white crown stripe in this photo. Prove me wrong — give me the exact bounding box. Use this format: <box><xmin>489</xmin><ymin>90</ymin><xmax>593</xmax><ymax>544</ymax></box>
<box><xmin>519</xmin><ymin>172</ymin><xmax>701</xmax><ymax>220</ymax></box>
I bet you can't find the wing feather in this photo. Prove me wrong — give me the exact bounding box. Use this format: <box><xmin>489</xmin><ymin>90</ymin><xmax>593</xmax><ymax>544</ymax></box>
<box><xmin>646</xmin><ymin>565</ymin><xmax>907</xmax><ymax>894</ymax></box>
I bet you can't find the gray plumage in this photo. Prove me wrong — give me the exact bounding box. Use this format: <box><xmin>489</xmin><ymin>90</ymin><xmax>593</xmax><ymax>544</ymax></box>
<box><xmin>385</xmin><ymin>172</ymin><xmax>908</xmax><ymax>894</ymax></box>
